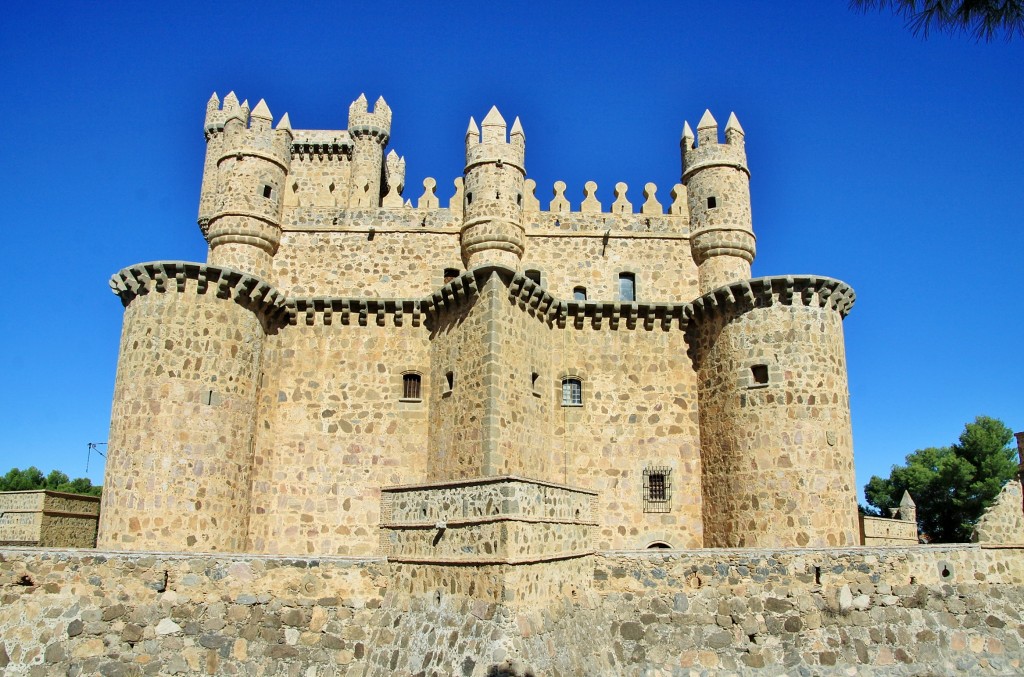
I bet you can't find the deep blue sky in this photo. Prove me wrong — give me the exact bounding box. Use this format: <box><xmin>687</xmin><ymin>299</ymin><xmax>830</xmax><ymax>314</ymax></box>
<box><xmin>1</xmin><ymin>2</ymin><xmax>1020</xmax><ymax>499</ymax></box>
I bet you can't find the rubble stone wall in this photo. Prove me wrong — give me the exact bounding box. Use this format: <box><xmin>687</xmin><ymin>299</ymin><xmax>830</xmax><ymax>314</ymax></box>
<box><xmin>973</xmin><ymin>479</ymin><xmax>1024</xmax><ymax>545</ymax></box>
<box><xmin>2</xmin><ymin>546</ymin><xmax>1023</xmax><ymax>676</ymax></box>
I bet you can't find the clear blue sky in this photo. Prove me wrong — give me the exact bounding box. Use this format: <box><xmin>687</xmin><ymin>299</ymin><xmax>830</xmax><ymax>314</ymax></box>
<box><xmin>0</xmin><ymin>2</ymin><xmax>1020</xmax><ymax>499</ymax></box>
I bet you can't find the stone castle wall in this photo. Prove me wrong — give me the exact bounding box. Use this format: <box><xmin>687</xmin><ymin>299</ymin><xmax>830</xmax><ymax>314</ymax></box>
<box><xmin>0</xmin><ymin>492</ymin><xmax>99</xmax><ymax>548</ymax></box>
<box><xmin>2</xmin><ymin>545</ymin><xmax>1022</xmax><ymax>676</ymax></box>
<box><xmin>99</xmin><ymin>274</ymin><xmax>273</xmax><ymax>553</ymax></box>
<box><xmin>973</xmin><ymin>479</ymin><xmax>1024</xmax><ymax>545</ymax></box>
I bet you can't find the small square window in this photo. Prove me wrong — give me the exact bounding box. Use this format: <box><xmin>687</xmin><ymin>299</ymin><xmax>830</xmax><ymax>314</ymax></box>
<box><xmin>573</xmin><ymin>286</ymin><xmax>587</xmax><ymax>301</ymax></box>
<box><xmin>751</xmin><ymin>364</ymin><xmax>769</xmax><ymax>385</ymax></box>
<box><xmin>443</xmin><ymin>268</ymin><xmax>460</xmax><ymax>284</ymax></box>
<box><xmin>262</xmin><ymin>184</ymin><xmax>274</xmax><ymax>199</ymax></box>
<box><xmin>402</xmin><ymin>373</ymin><xmax>422</xmax><ymax>401</ymax></box>
<box><xmin>561</xmin><ymin>377</ymin><xmax>582</xmax><ymax>406</ymax></box>
<box><xmin>707</xmin><ymin>196</ymin><xmax>717</xmax><ymax>209</ymax></box>
<box><xmin>525</xmin><ymin>269</ymin><xmax>542</xmax><ymax>285</ymax></box>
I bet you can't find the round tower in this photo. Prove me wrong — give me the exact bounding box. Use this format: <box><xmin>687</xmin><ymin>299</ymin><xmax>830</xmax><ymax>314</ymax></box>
<box><xmin>461</xmin><ymin>106</ymin><xmax>526</xmax><ymax>269</ymax></box>
<box><xmin>98</xmin><ymin>262</ymin><xmax>287</xmax><ymax>553</ymax></box>
<box><xmin>687</xmin><ymin>276</ymin><xmax>860</xmax><ymax>548</ymax></box>
<box><xmin>348</xmin><ymin>94</ymin><xmax>391</xmax><ymax>208</ymax></box>
<box><xmin>204</xmin><ymin>97</ymin><xmax>292</xmax><ymax>280</ymax></box>
<box><xmin>682</xmin><ymin>110</ymin><xmax>755</xmax><ymax>295</ymax></box>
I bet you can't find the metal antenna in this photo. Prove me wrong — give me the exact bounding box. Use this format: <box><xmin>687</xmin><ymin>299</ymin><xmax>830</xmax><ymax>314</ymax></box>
<box><xmin>86</xmin><ymin>442</ymin><xmax>107</xmax><ymax>473</ymax></box>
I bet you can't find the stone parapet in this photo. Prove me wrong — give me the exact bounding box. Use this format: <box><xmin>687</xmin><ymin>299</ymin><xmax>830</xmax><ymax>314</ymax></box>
<box><xmin>0</xmin><ymin>491</ymin><xmax>99</xmax><ymax>548</ymax></box>
<box><xmin>380</xmin><ymin>476</ymin><xmax>597</xmax><ymax>564</ymax></box>
<box><xmin>860</xmin><ymin>515</ymin><xmax>919</xmax><ymax>545</ymax></box>
<box><xmin>109</xmin><ymin>261</ymin><xmax>290</xmax><ymax>327</ymax></box>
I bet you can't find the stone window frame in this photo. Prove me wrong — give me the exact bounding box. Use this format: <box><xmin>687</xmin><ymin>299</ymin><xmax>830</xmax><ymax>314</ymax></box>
<box><xmin>572</xmin><ymin>286</ymin><xmax>587</xmax><ymax>301</ymax></box>
<box><xmin>560</xmin><ymin>375</ymin><xmax>584</xmax><ymax>407</ymax></box>
<box><xmin>616</xmin><ymin>270</ymin><xmax>638</xmax><ymax>302</ymax></box>
<box><xmin>396</xmin><ymin>370</ymin><xmax>426</xmax><ymax>410</ymax></box>
<box><xmin>643</xmin><ymin>465</ymin><xmax>672</xmax><ymax>513</ymax></box>
<box><xmin>740</xmin><ymin>360</ymin><xmax>777</xmax><ymax>390</ymax></box>
<box><xmin>400</xmin><ymin>371</ymin><xmax>423</xmax><ymax>402</ymax></box>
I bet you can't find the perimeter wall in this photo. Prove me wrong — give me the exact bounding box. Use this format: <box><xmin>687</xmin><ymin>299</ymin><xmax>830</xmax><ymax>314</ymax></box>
<box><xmin>1</xmin><ymin>545</ymin><xmax>1022</xmax><ymax>676</ymax></box>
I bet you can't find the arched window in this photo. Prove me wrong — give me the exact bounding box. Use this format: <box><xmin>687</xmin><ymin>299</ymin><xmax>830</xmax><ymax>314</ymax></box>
<box><xmin>561</xmin><ymin>377</ymin><xmax>582</xmax><ymax>407</ymax></box>
<box><xmin>618</xmin><ymin>272</ymin><xmax>636</xmax><ymax>301</ymax></box>
<box><xmin>647</xmin><ymin>541</ymin><xmax>672</xmax><ymax>549</ymax></box>
<box><xmin>573</xmin><ymin>286</ymin><xmax>587</xmax><ymax>301</ymax></box>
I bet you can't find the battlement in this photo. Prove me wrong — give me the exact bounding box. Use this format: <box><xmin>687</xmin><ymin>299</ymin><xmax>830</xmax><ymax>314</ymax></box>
<box><xmin>348</xmin><ymin>93</ymin><xmax>392</xmax><ymax>144</ymax></box>
<box><xmin>681</xmin><ymin>110</ymin><xmax>748</xmax><ymax>182</ymax></box>
<box><xmin>465</xmin><ymin>106</ymin><xmax>525</xmax><ymax>170</ymax></box>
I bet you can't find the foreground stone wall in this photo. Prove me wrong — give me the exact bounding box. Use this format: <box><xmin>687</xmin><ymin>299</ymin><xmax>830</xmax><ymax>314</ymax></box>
<box><xmin>2</xmin><ymin>545</ymin><xmax>1022</xmax><ymax>676</ymax></box>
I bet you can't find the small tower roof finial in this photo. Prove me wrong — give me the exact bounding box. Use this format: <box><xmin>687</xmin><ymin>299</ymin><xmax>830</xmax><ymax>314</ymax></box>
<box><xmin>207</xmin><ymin>92</ymin><xmax>220</xmax><ymax>110</ymax></box>
<box><xmin>510</xmin><ymin>116</ymin><xmax>524</xmax><ymax>139</ymax></box>
<box><xmin>276</xmin><ymin>112</ymin><xmax>291</xmax><ymax>131</ymax></box>
<box><xmin>681</xmin><ymin>121</ymin><xmax>694</xmax><ymax>142</ymax></box>
<box><xmin>725</xmin><ymin>112</ymin><xmax>744</xmax><ymax>135</ymax></box>
<box><xmin>251</xmin><ymin>99</ymin><xmax>272</xmax><ymax>121</ymax></box>
<box><xmin>697</xmin><ymin>109</ymin><xmax>718</xmax><ymax>130</ymax></box>
<box><xmin>900</xmin><ymin>490</ymin><xmax>916</xmax><ymax>507</ymax></box>
<box><xmin>466</xmin><ymin>116</ymin><xmax>480</xmax><ymax>143</ymax></box>
<box><xmin>481</xmin><ymin>106</ymin><xmax>507</xmax><ymax>143</ymax></box>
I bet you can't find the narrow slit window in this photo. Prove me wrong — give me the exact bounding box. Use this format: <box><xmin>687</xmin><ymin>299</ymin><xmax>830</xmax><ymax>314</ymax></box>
<box><xmin>707</xmin><ymin>196</ymin><xmax>717</xmax><ymax>209</ymax></box>
<box><xmin>445</xmin><ymin>371</ymin><xmax>454</xmax><ymax>392</ymax></box>
<box><xmin>618</xmin><ymin>273</ymin><xmax>636</xmax><ymax>302</ymax></box>
<box><xmin>531</xmin><ymin>372</ymin><xmax>540</xmax><ymax>392</ymax></box>
<box><xmin>573</xmin><ymin>286</ymin><xmax>587</xmax><ymax>301</ymax></box>
<box><xmin>402</xmin><ymin>373</ymin><xmax>422</xmax><ymax>400</ymax></box>
<box><xmin>561</xmin><ymin>377</ymin><xmax>582</xmax><ymax>406</ymax></box>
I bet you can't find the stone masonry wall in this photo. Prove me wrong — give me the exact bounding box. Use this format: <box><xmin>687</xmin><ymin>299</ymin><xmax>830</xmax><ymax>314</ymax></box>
<box><xmin>692</xmin><ymin>294</ymin><xmax>858</xmax><ymax>549</ymax></box>
<box><xmin>2</xmin><ymin>546</ymin><xmax>1024</xmax><ymax>676</ymax></box>
<box><xmin>550</xmin><ymin>318</ymin><xmax>703</xmax><ymax>551</ymax></box>
<box><xmin>973</xmin><ymin>479</ymin><xmax>1024</xmax><ymax>545</ymax></box>
<box><xmin>100</xmin><ymin>281</ymin><xmax>267</xmax><ymax>553</ymax></box>
<box><xmin>246</xmin><ymin>315</ymin><xmax>429</xmax><ymax>557</ymax></box>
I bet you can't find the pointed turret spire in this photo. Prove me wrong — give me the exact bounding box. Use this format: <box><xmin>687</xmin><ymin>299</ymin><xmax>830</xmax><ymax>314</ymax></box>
<box><xmin>725</xmin><ymin>112</ymin><xmax>744</xmax><ymax>135</ymax></box>
<box><xmin>466</xmin><ymin>116</ymin><xmax>480</xmax><ymax>144</ymax></box>
<box><xmin>681</xmin><ymin>121</ymin><xmax>694</xmax><ymax>144</ymax></box>
<box><xmin>481</xmin><ymin>106</ymin><xmax>507</xmax><ymax>143</ymax></box>
<box><xmin>251</xmin><ymin>99</ymin><xmax>272</xmax><ymax>121</ymax></box>
<box><xmin>350</xmin><ymin>93</ymin><xmax>368</xmax><ymax>114</ymax></box>
<box><xmin>900</xmin><ymin>490</ymin><xmax>915</xmax><ymax>507</ymax></box>
<box><xmin>510</xmin><ymin>116</ymin><xmax>524</xmax><ymax>137</ymax></box>
<box><xmin>207</xmin><ymin>92</ymin><xmax>220</xmax><ymax>111</ymax></box>
<box><xmin>276</xmin><ymin>112</ymin><xmax>291</xmax><ymax>131</ymax></box>
<box><xmin>697</xmin><ymin>109</ymin><xmax>718</xmax><ymax>145</ymax></box>
<box><xmin>697</xmin><ymin>109</ymin><xmax>717</xmax><ymax>130</ymax></box>
<box><xmin>222</xmin><ymin>91</ymin><xmax>239</xmax><ymax>110</ymax></box>
<box><xmin>374</xmin><ymin>95</ymin><xmax>390</xmax><ymax>113</ymax></box>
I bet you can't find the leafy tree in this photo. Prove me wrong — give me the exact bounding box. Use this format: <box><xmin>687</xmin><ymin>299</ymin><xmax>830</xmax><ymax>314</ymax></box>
<box><xmin>852</xmin><ymin>0</ymin><xmax>1024</xmax><ymax>40</ymax></box>
<box><xmin>0</xmin><ymin>466</ymin><xmax>102</xmax><ymax>497</ymax></box>
<box><xmin>865</xmin><ymin>416</ymin><xmax>1017</xmax><ymax>541</ymax></box>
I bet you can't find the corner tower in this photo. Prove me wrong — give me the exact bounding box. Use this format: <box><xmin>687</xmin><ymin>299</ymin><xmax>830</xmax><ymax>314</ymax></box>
<box><xmin>460</xmin><ymin>107</ymin><xmax>526</xmax><ymax>269</ymax></box>
<box><xmin>683</xmin><ymin>111</ymin><xmax>755</xmax><ymax>295</ymax></box>
<box><xmin>348</xmin><ymin>94</ymin><xmax>391</xmax><ymax>207</ymax></box>
<box><xmin>201</xmin><ymin>94</ymin><xmax>292</xmax><ymax>279</ymax></box>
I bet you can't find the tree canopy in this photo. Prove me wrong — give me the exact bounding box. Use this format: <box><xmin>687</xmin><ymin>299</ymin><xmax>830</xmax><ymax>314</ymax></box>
<box><xmin>864</xmin><ymin>416</ymin><xmax>1018</xmax><ymax>542</ymax></box>
<box><xmin>852</xmin><ymin>0</ymin><xmax>1024</xmax><ymax>40</ymax></box>
<box><xmin>0</xmin><ymin>467</ymin><xmax>102</xmax><ymax>497</ymax></box>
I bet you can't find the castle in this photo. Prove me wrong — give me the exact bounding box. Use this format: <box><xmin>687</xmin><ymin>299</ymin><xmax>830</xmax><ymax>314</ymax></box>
<box><xmin>97</xmin><ymin>93</ymin><xmax>860</xmax><ymax>558</ymax></box>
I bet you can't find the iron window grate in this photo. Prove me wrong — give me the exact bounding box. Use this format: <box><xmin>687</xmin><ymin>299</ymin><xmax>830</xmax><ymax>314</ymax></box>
<box><xmin>643</xmin><ymin>466</ymin><xmax>672</xmax><ymax>513</ymax></box>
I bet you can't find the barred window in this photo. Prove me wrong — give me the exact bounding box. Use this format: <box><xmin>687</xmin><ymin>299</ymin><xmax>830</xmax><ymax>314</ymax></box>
<box><xmin>643</xmin><ymin>466</ymin><xmax>672</xmax><ymax>513</ymax></box>
<box><xmin>402</xmin><ymin>373</ymin><xmax>422</xmax><ymax>401</ymax></box>
<box><xmin>561</xmin><ymin>378</ymin><xmax>582</xmax><ymax>406</ymax></box>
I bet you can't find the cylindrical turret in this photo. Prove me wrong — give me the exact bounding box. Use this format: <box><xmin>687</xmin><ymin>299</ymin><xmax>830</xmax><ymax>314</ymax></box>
<box><xmin>461</xmin><ymin>106</ymin><xmax>526</xmax><ymax>269</ymax></box>
<box><xmin>683</xmin><ymin>110</ymin><xmax>755</xmax><ymax>295</ymax></box>
<box><xmin>687</xmin><ymin>276</ymin><xmax>859</xmax><ymax>548</ymax></box>
<box><xmin>348</xmin><ymin>94</ymin><xmax>391</xmax><ymax>208</ymax></box>
<box><xmin>205</xmin><ymin>97</ymin><xmax>292</xmax><ymax>279</ymax></box>
<box><xmin>98</xmin><ymin>262</ymin><xmax>287</xmax><ymax>553</ymax></box>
